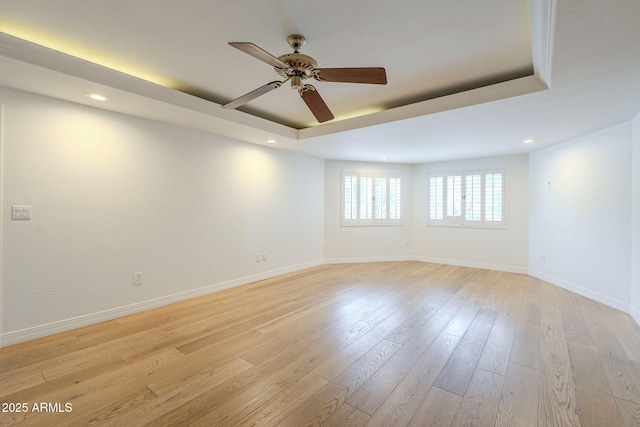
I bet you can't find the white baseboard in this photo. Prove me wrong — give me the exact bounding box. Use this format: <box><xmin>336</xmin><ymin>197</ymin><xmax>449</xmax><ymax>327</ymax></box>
<box><xmin>630</xmin><ymin>305</ymin><xmax>640</xmax><ymax>326</ymax></box>
<box><xmin>528</xmin><ymin>268</ymin><xmax>630</xmax><ymax>313</ymax></box>
<box><xmin>324</xmin><ymin>255</ymin><xmax>413</xmax><ymax>264</ymax></box>
<box><xmin>1</xmin><ymin>259</ymin><xmax>324</xmax><ymax>347</ymax></box>
<box><xmin>412</xmin><ymin>256</ymin><xmax>529</xmax><ymax>275</ymax></box>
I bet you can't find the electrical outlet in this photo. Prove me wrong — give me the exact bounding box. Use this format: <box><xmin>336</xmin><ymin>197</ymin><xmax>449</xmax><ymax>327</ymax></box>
<box><xmin>538</xmin><ymin>253</ymin><xmax>546</xmax><ymax>262</ymax></box>
<box><xmin>255</xmin><ymin>253</ymin><xmax>261</xmax><ymax>263</ymax></box>
<box><xmin>261</xmin><ymin>252</ymin><xmax>267</xmax><ymax>262</ymax></box>
<box><xmin>133</xmin><ymin>272</ymin><xmax>143</xmax><ymax>285</ymax></box>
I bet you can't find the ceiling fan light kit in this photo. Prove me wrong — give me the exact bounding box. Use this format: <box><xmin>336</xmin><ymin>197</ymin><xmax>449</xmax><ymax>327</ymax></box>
<box><xmin>222</xmin><ymin>34</ymin><xmax>387</xmax><ymax>123</ymax></box>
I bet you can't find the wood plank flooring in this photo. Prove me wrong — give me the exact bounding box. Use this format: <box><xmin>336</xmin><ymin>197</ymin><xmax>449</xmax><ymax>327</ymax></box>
<box><xmin>1</xmin><ymin>261</ymin><xmax>640</xmax><ymax>426</ymax></box>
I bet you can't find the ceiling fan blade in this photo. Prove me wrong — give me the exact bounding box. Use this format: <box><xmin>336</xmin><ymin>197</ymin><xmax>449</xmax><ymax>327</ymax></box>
<box><xmin>314</xmin><ymin>67</ymin><xmax>387</xmax><ymax>84</ymax></box>
<box><xmin>228</xmin><ymin>42</ymin><xmax>290</xmax><ymax>69</ymax></box>
<box><xmin>300</xmin><ymin>85</ymin><xmax>334</xmax><ymax>123</ymax></box>
<box><xmin>221</xmin><ymin>81</ymin><xmax>282</xmax><ymax>110</ymax></box>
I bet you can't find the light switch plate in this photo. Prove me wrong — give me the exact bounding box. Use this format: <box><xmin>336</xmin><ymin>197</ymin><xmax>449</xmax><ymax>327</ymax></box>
<box><xmin>12</xmin><ymin>205</ymin><xmax>32</xmax><ymax>220</ymax></box>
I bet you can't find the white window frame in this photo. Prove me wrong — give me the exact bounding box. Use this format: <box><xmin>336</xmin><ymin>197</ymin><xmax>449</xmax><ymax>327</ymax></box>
<box><xmin>427</xmin><ymin>169</ymin><xmax>505</xmax><ymax>229</ymax></box>
<box><xmin>341</xmin><ymin>171</ymin><xmax>403</xmax><ymax>226</ymax></box>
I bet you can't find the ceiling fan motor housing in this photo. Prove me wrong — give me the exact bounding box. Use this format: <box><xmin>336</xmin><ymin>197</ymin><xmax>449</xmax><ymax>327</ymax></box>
<box><xmin>276</xmin><ymin>52</ymin><xmax>318</xmax><ymax>89</ymax></box>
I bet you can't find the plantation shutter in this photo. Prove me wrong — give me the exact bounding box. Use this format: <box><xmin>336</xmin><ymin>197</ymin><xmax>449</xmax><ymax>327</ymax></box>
<box><xmin>343</xmin><ymin>174</ymin><xmax>358</xmax><ymax>221</ymax></box>
<box><xmin>484</xmin><ymin>170</ymin><xmax>505</xmax><ymax>227</ymax></box>
<box><xmin>428</xmin><ymin>169</ymin><xmax>505</xmax><ymax>229</ymax></box>
<box><xmin>342</xmin><ymin>172</ymin><xmax>403</xmax><ymax>226</ymax></box>
<box><xmin>428</xmin><ymin>175</ymin><xmax>444</xmax><ymax>224</ymax></box>
<box><xmin>374</xmin><ymin>177</ymin><xmax>387</xmax><ymax>220</ymax></box>
<box><xmin>389</xmin><ymin>177</ymin><xmax>401</xmax><ymax>220</ymax></box>
<box><xmin>359</xmin><ymin>175</ymin><xmax>373</xmax><ymax>220</ymax></box>
<box><xmin>464</xmin><ymin>173</ymin><xmax>482</xmax><ymax>223</ymax></box>
<box><xmin>446</xmin><ymin>174</ymin><xmax>463</xmax><ymax>225</ymax></box>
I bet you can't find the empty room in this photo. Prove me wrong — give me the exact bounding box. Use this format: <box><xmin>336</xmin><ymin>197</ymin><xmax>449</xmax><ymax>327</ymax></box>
<box><xmin>1</xmin><ymin>0</ymin><xmax>640</xmax><ymax>426</ymax></box>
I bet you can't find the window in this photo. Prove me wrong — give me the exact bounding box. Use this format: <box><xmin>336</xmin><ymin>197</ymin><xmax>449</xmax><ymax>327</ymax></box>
<box><xmin>342</xmin><ymin>172</ymin><xmax>402</xmax><ymax>226</ymax></box>
<box><xmin>428</xmin><ymin>169</ymin><xmax>504</xmax><ymax>228</ymax></box>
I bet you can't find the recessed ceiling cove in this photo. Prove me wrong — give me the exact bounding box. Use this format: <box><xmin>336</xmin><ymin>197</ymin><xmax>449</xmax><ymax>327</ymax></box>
<box><xmin>0</xmin><ymin>0</ymin><xmax>534</xmax><ymax>129</ymax></box>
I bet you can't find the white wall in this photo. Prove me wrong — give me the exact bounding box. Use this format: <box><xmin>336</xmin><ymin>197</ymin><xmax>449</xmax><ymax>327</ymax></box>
<box><xmin>3</xmin><ymin>85</ymin><xmax>639</xmax><ymax>346</ymax></box>
<box><xmin>529</xmin><ymin>122</ymin><xmax>632</xmax><ymax>310</ymax></box>
<box><xmin>632</xmin><ymin>113</ymin><xmax>640</xmax><ymax>322</ymax></box>
<box><xmin>412</xmin><ymin>154</ymin><xmax>529</xmax><ymax>273</ymax></box>
<box><xmin>324</xmin><ymin>161</ymin><xmax>413</xmax><ymax>262</ymax></box>
<box><xmin>0</xmin><ymin>87</ymin><xmax>325</xmax><ymax>345</ymax></box>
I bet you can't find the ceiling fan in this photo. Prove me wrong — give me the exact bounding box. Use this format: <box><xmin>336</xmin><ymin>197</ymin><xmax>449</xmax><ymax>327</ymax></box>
<box><xmin>221</xmin><ymin>34</ymin><xmax>387</xmax><ymax>123</ymax></box>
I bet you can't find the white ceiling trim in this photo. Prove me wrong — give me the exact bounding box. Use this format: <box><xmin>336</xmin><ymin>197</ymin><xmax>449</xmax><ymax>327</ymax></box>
<box><xmin>0</xmin><ymin>32</ymin><xmax>297</xmax><ymax>139</ymax></box>
<box><xmin>298</xmin><ymin>75</ymin><xmax>548</xmax><ymax>140</ymax></box>
<box><xmin>530</xmin><ymin>0</ymin><xmax>557</xmax><ymax>87</ymax></box>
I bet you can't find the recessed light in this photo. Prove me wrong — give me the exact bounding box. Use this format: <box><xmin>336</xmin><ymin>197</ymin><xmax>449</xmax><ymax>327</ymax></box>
<box><xmin>267</xmin><ymin>139</ymin><xmax>276</xmax><ymax>144</ymax></box>
<box><xmin>380</xmin><ymin>157</ymin><xmax>389</xmax><ymax>161</ymax></box>
<box><xmin>87</xmin><ymin>93</ymin><xmax>110</xmax><ymax>102</ymax></box>
<box><xmin>522</xmin><ymin>138</ymin><xmax>536</xmax><ymax>144</ymax></box>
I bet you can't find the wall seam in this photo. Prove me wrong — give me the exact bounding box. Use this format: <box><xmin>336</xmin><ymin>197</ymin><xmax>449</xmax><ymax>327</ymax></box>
<box><xmin>0</xmin><ymin>103</ymin><xmax>5</xmax><ymax>347</ymax></box>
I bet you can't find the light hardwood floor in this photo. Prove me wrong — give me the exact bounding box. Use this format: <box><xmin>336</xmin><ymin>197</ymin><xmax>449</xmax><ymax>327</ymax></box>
<box><xmin>1</xmin><ymin>261</ymin><xmax>640</xmax><ymax>426</ymax></box>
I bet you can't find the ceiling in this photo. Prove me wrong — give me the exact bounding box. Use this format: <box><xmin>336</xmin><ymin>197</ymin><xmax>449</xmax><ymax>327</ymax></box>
<box><xmin>0</xmin><ymin>0</ymin><xmax>638</xmax><ymax>164</ymax></box>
